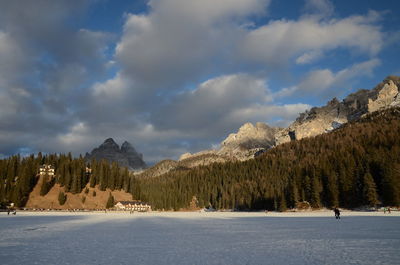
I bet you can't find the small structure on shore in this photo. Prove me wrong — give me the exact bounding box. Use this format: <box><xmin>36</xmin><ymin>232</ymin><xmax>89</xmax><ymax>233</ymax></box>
<box><xmin>114</xmin><ymin>201</ymin><xmax>151</xmax><ymax>212</ymax></box>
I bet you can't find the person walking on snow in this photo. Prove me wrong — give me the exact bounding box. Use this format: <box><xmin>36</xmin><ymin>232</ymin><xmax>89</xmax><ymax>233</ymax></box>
<box><xmin>334</xmin><ymin>207</ymin><xmax>340</xmax><ymax>219</ymax></box>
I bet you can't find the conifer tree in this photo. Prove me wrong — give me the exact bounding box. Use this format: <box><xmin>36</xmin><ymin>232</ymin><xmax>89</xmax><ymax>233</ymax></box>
<box><xmin>278</xmin><ymin>194</ymin><xmax>287</xmax><ymax>212</ymax></box>
<box><xmin>362</xmin><ymin>172</ymin><xmax>379</xmax><ymax>207</ymax></box>
<box><xmin>381</xmin><ymin>164</ymin><xmax>400</xmax><ymax>206</ymax></box>
<box><xmin>106</xmin><ymin>193</ymin><xmax>115</xmax><ymax>209</ymax></box>
<box><xmin>289</xmin><ymin>179</ymin><xmax>299</xmax><ymax>208</ymax></box>
<box><xmin>310</xmin><ymin>177</ymin><xmax>321</xmax><ymax>208</ymax></box>
<box><xmin>58</xmin><ymin>191</ymin><xmax>67</xmax><ymax>205</ymax></box>
<box><xmin>326</xmin><ymin>172</ymin><xmax>339</xmax><ymax>207</ymax></box>
<box><xmin>40</xmin><ymin>175</ymin><xmax>55</xmax><ymax>196</ymax></box>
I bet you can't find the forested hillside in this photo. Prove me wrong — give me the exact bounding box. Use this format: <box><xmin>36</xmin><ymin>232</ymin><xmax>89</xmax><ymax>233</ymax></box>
<box><xmin>133</xmin><ymin>108</ymin><xmax>400</xmax><ymax>210</ymax></box>
<box><xmin>0</xmin><ymin>153</ymin><xmax>139</xmax><ymax>208</ymax></box>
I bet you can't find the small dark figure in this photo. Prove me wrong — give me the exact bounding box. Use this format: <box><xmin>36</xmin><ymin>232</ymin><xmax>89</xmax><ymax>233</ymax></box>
<box><xmin>334</xmin><ymin>207</ymin><xmax>340</xmax><ymax>219</ymax></box>
<box><xmin>388</xmin><ymin>207</ymin><xmax>391</xmax><ymax>214</ymax></box>
<box><xmin>7</xmin><ymin>209</ymin><xmax>10</xmax><ymax>215</ymax></box>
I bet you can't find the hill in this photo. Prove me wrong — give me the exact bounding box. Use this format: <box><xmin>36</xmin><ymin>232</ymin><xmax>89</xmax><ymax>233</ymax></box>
<box><xmin>0</xmin><ymin>153</ymin><xmax>139</xmax><ymax>209</ymax></box>
<box><xmin>25</xmin><ymin>175</ymin><xmax>133</xmax><ymax>210</ymax></box>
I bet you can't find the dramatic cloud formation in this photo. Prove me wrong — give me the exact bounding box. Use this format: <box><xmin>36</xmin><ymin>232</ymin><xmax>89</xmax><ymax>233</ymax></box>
<box><xmin>116</xmin><ymin>0</ymin><xmax>270</xmax><ymax>89</ymax></box>
<box><xmin>241</xmin><ymin>10</ymin><xmax>383</xmax><ymax>68</ymax></box>
<box><xmin>0</xmin><ymin>0</ymin><xmax>399</xmax><ymax>163</ymax></box>
<box><xmin>0</xmin><ymin>0</ymin><xmax>111</xmax><ymax>155</ymax></box>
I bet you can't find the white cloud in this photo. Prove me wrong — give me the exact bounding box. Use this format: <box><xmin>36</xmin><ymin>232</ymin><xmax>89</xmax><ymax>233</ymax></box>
<box><xmin>152</xmin><ymin>73</ymin><xmax>273</xmax><ymax>133</ymax></box>
<box><xmin>227</xmin><ymin>103</ymin><xmax>311</xmax><ymax>127</ymax></box>
<box><xmin>148</xmin><ymin>0</ymin><xmax>269</xmax><ymax>25</ymax></box>
<box><xmin>115</xmin><ymin>0</ymin><xmax>270</xmax><ymax>88</ymax></box>
<box><xmin>0</xmin><ymin>31</ymin><xmax>27</xmax><ymax>86</ymax></box>
<box><xmin>0</xmin><ymin>1</ymin><xmax>112</xmax><ymax>157</ymax></box>
<box><xmin>92</xmin><ymin>73</ymin><xmax>130</xmax><ymax>99</ymax></box>
<box><xmin>296</xmin><ymin>50</ymin><xmax>323</xmax><ymax>64</ymax></box>
<box><xmin>241</xmin><ymin>11</ymin><xmax>383</xmax><ymax>67</ymax></box>
<box><xmin>299</xmin><ymin>58</ymin><xmax>380</xmax><ymax>91</ymax></box>
<box><xmin>275</xmin><ymin>58</ymin><xmax>381</xmax><ymax>98</ymax></box>
<box><xmin>303</xmin><ymin>0</ymin><xmax>334</xmax><ymax>18</ymax></box>
<box><xmin>57</xmin><ymin>122</ymin><xmax>89</xmax><ymax>147</ymax></box>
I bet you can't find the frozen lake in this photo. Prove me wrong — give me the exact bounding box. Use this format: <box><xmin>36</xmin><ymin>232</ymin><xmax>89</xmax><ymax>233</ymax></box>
<box><xmin>1</xmin><ymin>211</ymin><xmax>399</xmax><ymax>265</ymax></box>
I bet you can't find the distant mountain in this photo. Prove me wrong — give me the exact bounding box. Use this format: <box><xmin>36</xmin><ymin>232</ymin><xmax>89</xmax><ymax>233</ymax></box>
<box><xmin>179</xmin><ymin>122</ymin><xmax>279</xmax><ymax>161</ymax></box>
<box><xmin>138</xmin><ymin>123</ymin><xmax>279</xmax><ymax>178</ymax></box>
<box><xmin>275</xmin><ymin>76</ymin><xmax>400</xmax><ymax>144</ymax></box>
<box><xmin>85</xmin><ymin>138</ymin><xmax>146</xmax><ymax>170</ymax></box>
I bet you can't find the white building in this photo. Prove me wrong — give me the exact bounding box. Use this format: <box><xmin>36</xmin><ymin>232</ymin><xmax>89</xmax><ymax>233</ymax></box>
<box><xmin>39</xmin><ymin>164</ymin><xmax>55</xmax><ymax>177</ymax></box>
<box><xmin>114</xmin><ymin>201</ymin><xmax>151</xmax><ymax>212</ymax></box>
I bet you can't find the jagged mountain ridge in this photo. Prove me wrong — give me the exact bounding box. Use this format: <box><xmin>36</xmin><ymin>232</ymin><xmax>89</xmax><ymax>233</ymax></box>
<box><xmin>275</xmin><ymin>76</ymin><xmax>400</xmax><ymax>144</ymax></box>
<box><xmin>138</xmin><ymin>76</ymin><xmax>400</xmax><ymax>178</ymax></box>
<box><xmin>179</xmin><ymin>122</ymin><xmax>279</xmax><ymax>161</ymax></box>
<box><xmin>85</xmin><ymin>138</ymin><xmax>147</xmax><ymax>170</ymax></box>
<box><xmin>218</xmin><ymin>122</ymin><xmax>280</xmax><ymax>159</ymax></box>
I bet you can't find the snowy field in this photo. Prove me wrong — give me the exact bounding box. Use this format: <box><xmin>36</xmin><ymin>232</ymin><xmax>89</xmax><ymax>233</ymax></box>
<box><xmin>1</xmin><ymin>211</ymin><xmax>399</xmax><ymax>265</ymax></box>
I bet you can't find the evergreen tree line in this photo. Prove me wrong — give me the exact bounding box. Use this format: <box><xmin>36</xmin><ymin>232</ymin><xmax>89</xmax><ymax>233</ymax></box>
<box><xmin>0</xmin><ymin>152</ymin><xmax>138</xmax><ymax>207</ymax></box>
<box><xmin>133</xmin><ymin>108</ymin><xmax>400</xmax><ymax>211</ymax></box>
<box><xmin>0</xmin><ymin>154</ymin><xmax>40</xmax><ymax>207</ymax></box>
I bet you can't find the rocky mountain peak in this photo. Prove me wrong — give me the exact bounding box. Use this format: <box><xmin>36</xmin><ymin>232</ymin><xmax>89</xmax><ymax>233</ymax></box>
<box><xmin>238</xmin><ymin>122</ymin><xmax>255</xmax><ymax>132</ymax></box>
<box><xmin>121</xmin><ymin>141</ymin><xmax>135</xmax><ymax>152</ymax></box>
<box><xmin>100</xmin><ymin>138</ymin><xmax>119</xmax><ymax>150</ymax></box>
<box><xmin>222</xmin><ymin>122</ymin><xmax>278</xmax><ymax>147</ymax></box>
<box><xmin>177</xmin><ymin>122</ymin><xmax>280</xmax><ymax>164</ymax></box>
<box><xmin>327</xmin><ymin>97</ymin><xmax>340</xmax><ymax>106</ymax></box>
<box><xmin>218</xmin><ymin>122</ymin><xmax>279</xmax><ymax>160</ymax></box>
<box><xmin>85</xmin><ymin>138</ymin><xmax>146</xmax><ymax>170</ymax></box>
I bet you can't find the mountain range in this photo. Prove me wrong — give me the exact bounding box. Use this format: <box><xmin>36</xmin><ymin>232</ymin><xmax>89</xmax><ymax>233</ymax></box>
<box><xmin>137</xmin><ymin>76</ymin><xmax>400</xmax><ymax>177</ymax></box>
<box><xmin>83</xmin><ymin>76</ymin><xmax>399</xmax><ymax>177</ymax></box>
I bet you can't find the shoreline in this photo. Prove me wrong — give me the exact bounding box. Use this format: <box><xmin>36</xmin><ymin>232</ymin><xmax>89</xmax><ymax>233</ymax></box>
<box><xmin>1</xmin><ymin>209</ymin><xmax>399</xmax><ymax>218</ymax></box>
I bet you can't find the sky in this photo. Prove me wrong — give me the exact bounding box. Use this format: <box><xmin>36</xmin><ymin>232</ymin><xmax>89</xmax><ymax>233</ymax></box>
<box><xmin>0</xmin><ymin>0</ymin><xmax>399</xmax><ymax>164</ymax></box>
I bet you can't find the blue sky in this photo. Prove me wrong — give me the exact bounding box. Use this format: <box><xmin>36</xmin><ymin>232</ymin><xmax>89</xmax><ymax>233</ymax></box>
<box><xmin>0</xmin><ymin>0</ymin><xmax>399</xmax><ymax>164</ymax></box>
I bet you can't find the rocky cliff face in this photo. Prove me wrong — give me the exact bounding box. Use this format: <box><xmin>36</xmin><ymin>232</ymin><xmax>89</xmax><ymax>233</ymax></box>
<box><xmin>217</xmin><ymin>122</ymin><xmax>279</xmax><ymax>160</ymax></box>
<box><xmin>275</xmin><ymin>76</ymin><xmax>400</xmax><ymax>145</ymax></box>
<box><xmin>85</xmin><ymin>138</ymin><xmax>146</xmax><ymax>170</ymax></box>
<box><xmin>177</xmin><ymin>122</ymin><xmax>279</xmax><ymax>163</ymax></box>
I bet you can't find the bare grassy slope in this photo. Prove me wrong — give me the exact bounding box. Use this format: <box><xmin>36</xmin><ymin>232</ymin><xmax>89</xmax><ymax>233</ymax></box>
<box><xmin>26</xmin><ymin>175</ymin><xmax>133</xmax><ymax>209</ymax></box>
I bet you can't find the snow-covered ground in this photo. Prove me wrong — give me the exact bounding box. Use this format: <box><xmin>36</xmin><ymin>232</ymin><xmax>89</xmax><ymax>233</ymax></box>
<box><xmin>1</xmin><ymin>211</ymin><xmax>399</xmax><ymax>265</ymax></box>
